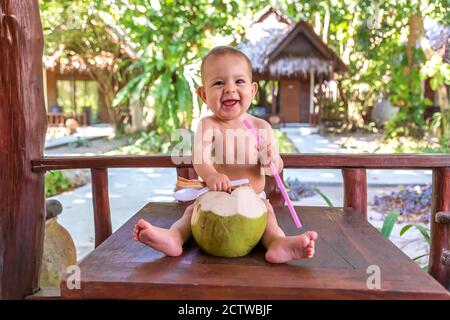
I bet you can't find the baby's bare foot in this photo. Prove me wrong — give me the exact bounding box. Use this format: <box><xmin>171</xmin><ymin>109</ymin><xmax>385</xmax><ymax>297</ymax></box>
<box><xmin>133</xmin><ymin>219</ymin><xmax>183</xmax><ymax>256</ymax></box>
<box><xmin>265</xmin><ymin>231</ymin><xmax>318</xmax><ymax>263</ymax></box>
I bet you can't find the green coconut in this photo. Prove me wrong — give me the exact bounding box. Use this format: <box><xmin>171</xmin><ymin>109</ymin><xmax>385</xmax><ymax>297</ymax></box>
<box><xmin>191</xmin><ymin>186</ymin><xmax>268</xmax><ymax>257</ymax></box>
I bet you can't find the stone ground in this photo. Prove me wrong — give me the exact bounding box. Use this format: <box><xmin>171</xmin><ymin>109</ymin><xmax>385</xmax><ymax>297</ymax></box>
<box><xmin>45</xmin><ymin>128</ymin><xmax>431</xmax><ymax>268</ymax></box>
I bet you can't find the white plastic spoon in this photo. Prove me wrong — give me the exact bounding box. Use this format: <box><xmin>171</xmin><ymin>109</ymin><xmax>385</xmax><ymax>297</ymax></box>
<box><xmin>174</xmin><ymin>178</ymin><xmax>250</xmax><ymax>202</ymax></box>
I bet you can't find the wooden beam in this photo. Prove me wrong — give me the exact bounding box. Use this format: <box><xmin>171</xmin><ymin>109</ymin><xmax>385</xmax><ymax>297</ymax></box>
<box><xmin>309</xmin><ymin>69</ymin><xmax>314</xmax><ymax>115</ymax></box>
<box><xmin>91</xmin><ymin>169</ymin><xmax>112</xmax><ymax>247</ymax></box>
<box><xmin>429</xmin><ymin>168</ymin><xmax>450</xmax><ymax>289</ymax></box>
<box><xmin>31</xmin><ymin>154</ymin><xmax>450</xmax><ymax>172</ymax></box>
<box><xmin>0</xmin><ymin>0</ymin><xmax>47</xmax><ymax>299</ymax></box>
<box><xmin>342</xmin><ymin>169</ymin><xmax>367</xmax><ymax>219</ymax></box>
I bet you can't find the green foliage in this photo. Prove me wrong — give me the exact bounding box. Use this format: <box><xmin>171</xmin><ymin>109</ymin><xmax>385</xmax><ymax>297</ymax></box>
<box><xmin>39</xmin><ymin>0</ymin><xmax>133</xmax><ymax>129</ymax></box>
<box><xmin>379</xmin><ymin>212</ymin><xmax>399</xmax><ymax>238</ymax></box>
<box><xmin>68</xmin><ymin>137</ymin><xmax>92</xmax><ymax>148</ymax></box>
<box><xmin>273</xmin><ymin>130</ymin><xmax>298</xmax><ymax>153</ymax></box>
<box><xmin>384</xmin><ymin>48</ymin><xmax>432</xmax><ymax>139</ymax></box>
<box><xmin>379</xmin><ymin>210</ymin><xmax>431</xmax><ymax>270</ymax></box>
<box><xmin>40</xmin><ymin>0</ymin><xmax>450</xmax><ymax>139</ymax></box>
<box><xmin>413</xmin><ymin>142</ymin><xmax>450</xmax><ymax>154</ymax></box>
<box><xmin>421</xmin><ymin>55</ymin><xmax>450</xmax><ymax>90</ymax></box>
<box><xmin>282</xmin><ymin>1</ymin><xmax>448</xmax><ymax>138</ymax></box>
<box><xmin>400</xmin><ymin>224</ymin><xmax>431</xmax><ymax>244</ymax></box>
<box><xmin>111</xmin><ymin>0</ymin><xmax>266</xmax><ymax>134</ymax></box>
<box><xmin>313</xmin><ymin>189</ymin><xmax>334</xmax><ymax>207</ymax></box>
<box><xmin>45</xmin><ymin>171</ymin><xmax>72</xmax><ymax>198</ymax></box>
<box><xmin>113</xmin><ymin>130</ymin><xmax>173</xmax><ymax>155</ymax></box>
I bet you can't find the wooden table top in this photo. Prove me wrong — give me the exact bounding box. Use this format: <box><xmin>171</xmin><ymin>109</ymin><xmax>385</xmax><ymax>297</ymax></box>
<box><xmin>61</xmin><ymin>203</ymin><xmax>450</xmax><ymax>300</ymax></box>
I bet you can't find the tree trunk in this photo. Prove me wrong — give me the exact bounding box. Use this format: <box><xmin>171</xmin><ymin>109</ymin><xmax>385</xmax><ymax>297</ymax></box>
<box><xmin>314</xmin><ymin>11</ymin><xmax>321</xmax><ymax>35</ymax></box>
<box><xmin>0</xmin><ymin>0</ymin><xmax>47</xmax><ymax>299</ymax></box>
<box><xmin>436</xmin><ymin>86</ymin><xmax>450</xmax><ymax>141</ymax></box>
<box><xmin>341</xmin><ymin>11</ymin><xmax>361</xmax><ymax>128</ymax></box>
<box><xmin>322</xmin><ymin>5</ymin><xmax>330</xmax><ymax>44</ymax></box>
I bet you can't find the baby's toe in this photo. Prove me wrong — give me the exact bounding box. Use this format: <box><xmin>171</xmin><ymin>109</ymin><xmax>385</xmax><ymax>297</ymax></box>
<box><xmin>307</xmin><ymin>231</ymin><xmax>318</xmax><ymax>241</ymax></box>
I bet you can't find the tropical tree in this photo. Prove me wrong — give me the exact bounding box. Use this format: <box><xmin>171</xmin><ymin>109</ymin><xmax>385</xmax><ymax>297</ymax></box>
<box><xmin>111</xmin><ymin>0</ymin><xmax>266</xmax><ymax>134</ymax></box>
<box><xmin>40</xmin><ymin>0</ymin><xmax>449</xmax><ymax>141</ymax></box>
<box><xmin>281</xmin><ymin>0</ymin><xmax>449</xmax><ymax>141</ymax></box>
<box><xmin>40</xmin><ymin>0</ymin><xmax>133</xmax><ymax>131</ymax></box>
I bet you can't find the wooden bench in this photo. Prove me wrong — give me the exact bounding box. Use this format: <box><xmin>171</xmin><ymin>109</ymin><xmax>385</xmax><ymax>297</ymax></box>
<box><xmin>47</xmin><ymin>112</ymin><xmax>88</xmax><ymax>127</ymax></box>
<box><xmin>29</xmin><ymin>154</ymin><xmax>450</xmax><ymax>300</ymax></box>
<box><xmin>47</xmin><ymin>112</ymin><xmax>67</xmax><ymax>127</ymax></box>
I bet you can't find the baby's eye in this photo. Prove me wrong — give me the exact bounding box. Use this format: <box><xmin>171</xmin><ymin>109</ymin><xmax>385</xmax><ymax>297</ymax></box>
<box><xmin>213</xmin><ymin>81</ymin><xmax>224</xmax><ymax>86</ymax></box>
<box><xmin>236</xmin><ymin>79</ymin><xmax>245</xmax><ymax>84</ymax></box>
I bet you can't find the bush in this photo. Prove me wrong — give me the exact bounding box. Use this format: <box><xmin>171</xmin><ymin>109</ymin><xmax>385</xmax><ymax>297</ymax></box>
<box><xmin>273</xmin><ymin>129</ymin><xmax>298</xmax><ymax>153</ymax></box>
<box><xmin>45</xmin><ymin>171</ymin><xmax>72</xmax><ymax>198</ymax></box>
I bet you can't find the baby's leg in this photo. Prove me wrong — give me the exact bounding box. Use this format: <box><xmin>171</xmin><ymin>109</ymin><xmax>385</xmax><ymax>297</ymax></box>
<box><xmin>261</xmin><ymin>200</ymin><xmax>318</xmax><ymax>263</ymax></box>
<box><xmin>133</xmin><ymin>203</ymin><xmax>194</xmax><ymax>256</ymax></box>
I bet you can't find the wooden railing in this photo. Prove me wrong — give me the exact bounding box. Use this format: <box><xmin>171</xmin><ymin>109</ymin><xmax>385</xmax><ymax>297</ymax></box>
<box><xmin>31</xmin><ymin>154</ymin><xmax>450</xmax><ymax>289</ymax></box>
<box><xmin>47</xmin><ymin>112</ymin><xmax>89</xmax><ymax>127</ymax></box>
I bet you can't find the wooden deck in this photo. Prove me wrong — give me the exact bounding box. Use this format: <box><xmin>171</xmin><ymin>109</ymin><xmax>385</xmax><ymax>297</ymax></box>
<box><xmin>60</xmin><ymin>203</ymin><xmax>450</xmax><ymax>300</ymax></box>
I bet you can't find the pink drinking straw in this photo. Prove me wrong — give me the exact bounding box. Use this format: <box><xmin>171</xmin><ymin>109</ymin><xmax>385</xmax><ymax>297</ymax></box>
<box><xmin>242</xmin><ymin>119</ymin><xmax>302</xmax><ymax>229</ymax></box>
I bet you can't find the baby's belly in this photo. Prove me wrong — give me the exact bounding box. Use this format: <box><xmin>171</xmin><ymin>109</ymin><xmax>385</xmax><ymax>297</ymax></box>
<box><xmin>213</xmin><ymin>164</ymin><xmax>266</xmax><ymax>194</ymax></box>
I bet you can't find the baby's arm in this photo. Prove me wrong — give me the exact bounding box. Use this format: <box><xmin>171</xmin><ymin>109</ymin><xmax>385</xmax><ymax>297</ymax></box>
<box><xmin>256</xmin><ymin>121</ymin><xmax>284</xmax><ymax>175</ymax></box>
<box><xmin>192</xmin><ymin>118</ymin><xmax>231</xmax><ymax>191</ymax></box>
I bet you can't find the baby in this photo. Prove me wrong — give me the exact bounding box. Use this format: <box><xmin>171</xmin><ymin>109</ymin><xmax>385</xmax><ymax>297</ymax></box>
<box><xmin>134</xmin><ymin>46</ymin><xmax>318</xmax><ymax>263</ymax></box>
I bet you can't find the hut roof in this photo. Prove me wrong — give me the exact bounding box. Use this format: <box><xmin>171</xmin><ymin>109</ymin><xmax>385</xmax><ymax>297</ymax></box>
<box><xmin>43</xmin><ymin>50</ymin><xmax>119</xmax><ymax>75</ymax></box>
<box><xmin>43</xmin><ymin>22</ymin><xmax>137</xmax><ymax>75</ymax></box>
<box><xmin>239</xmin><ymin>6</ymin><xmax>347</xmax><ymax>79</ymax></box>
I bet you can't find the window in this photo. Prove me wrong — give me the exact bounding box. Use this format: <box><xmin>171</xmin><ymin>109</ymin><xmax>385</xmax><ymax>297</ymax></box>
<box><xmin>56</xmin><ymin>80</ymin><xmax>100</xmax><ymax>123</ymax></box>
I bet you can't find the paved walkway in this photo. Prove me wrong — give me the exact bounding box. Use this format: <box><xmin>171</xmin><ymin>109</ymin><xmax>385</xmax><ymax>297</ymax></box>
<box><xmin>45</xmin><ymin>124</ymin><xmax>114</xmax><ymax>149</ymax></box>
<box><xmin>47</xmin><ymin>125</ymin><xmax>431</xmax><ymax>262</ymax></box>
<box><xmin>281</xmin><ymin>125</ymin><xmax>432</xmax><ymax>186</ymax></box>
<box><xmin>53</xmin><ymin>168</ymin><xmax>177</xmax><ymax>260</ymax></box>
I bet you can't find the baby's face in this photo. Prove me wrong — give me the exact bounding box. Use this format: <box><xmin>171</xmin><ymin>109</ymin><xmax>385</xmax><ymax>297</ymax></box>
<box><xmin>197</xmin><ymin>54</ymin><xmax>257</xmax><ymax>122</ymax></box>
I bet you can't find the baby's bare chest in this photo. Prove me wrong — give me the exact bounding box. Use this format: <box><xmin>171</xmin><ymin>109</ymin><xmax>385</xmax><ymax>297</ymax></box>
<box><xmin>210</xmin><ymin>127</ymin><xmax>259</xmax><ymax>165</ymax></box>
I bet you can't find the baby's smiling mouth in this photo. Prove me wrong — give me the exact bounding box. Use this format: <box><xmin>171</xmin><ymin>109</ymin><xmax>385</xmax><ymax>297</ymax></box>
<box><xmin>222</xmin><ymin>99</ymin><xmax>239</xmax><ymax>108</ymax></box>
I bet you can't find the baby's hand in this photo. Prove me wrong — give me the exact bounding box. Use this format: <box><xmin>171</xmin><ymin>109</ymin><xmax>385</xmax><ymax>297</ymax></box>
<box><xmin>257</xmin><ymin>139</ymin><xmax>280</xmax><ymax>167</ymax></box>
<box><xmin>205</xmin><ymin>173</ymin><xmax>231</xmax><ymax>192</ymax></box>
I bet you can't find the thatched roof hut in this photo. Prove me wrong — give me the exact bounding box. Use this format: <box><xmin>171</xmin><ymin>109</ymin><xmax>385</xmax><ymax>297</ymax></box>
<box><xmin>238</xmin><ymin>6</ymin><xmax>347</xmax><ymax>125</ymax></box>
<box><xmin>240</xmin><ymin>7</ymin><xmax>346</xmax><ymax>80</ymax></box>
<box><xmin>42</xmin><ymin>24</ymin><xmax>136</xmax><ymax>125</ymax></box>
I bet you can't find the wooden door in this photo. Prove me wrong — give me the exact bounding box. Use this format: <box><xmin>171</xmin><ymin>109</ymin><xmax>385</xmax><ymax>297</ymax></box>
<box><xmin>280</xmin><ymin>79</ymin><xmax>300</xmax><ymax>122</ymax></box>
<box><xmin>280</xmin><ymin>79</ymin><xmax>310</xmax><ymax>123</ymax></box>
<box><xmin>299</xmin><ymin>78</ymin><xmax>310</xmax><ymax>123</ymax></box>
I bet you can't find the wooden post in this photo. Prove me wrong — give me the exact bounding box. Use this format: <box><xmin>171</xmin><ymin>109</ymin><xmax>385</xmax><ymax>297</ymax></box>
<box><xmin>429</xmin><ymin>168</ymin><xmax>450</xmax><ymax>289</ymax></box>
<box><xmin>309</xmin><ymin>69</ymin><xmax>314</xmax><ymax>125</ymax></box>
<box><xmin>271</xmin><ymin>81</ymin><xmax>276</xmax><ymax>115</ymax></box>
<box><xmin>342</xmin><ymin>168</ymin><xmax>367</xmax><ymax>219</ymax></box>
<box><xmin>91</xmin><ymin>169</ymin><xmax>112</xmax><ymax>247</ymax></box>
<box><xmin>265</xmin><ymin>173</ymin><xmax>285</xmax><ymax>207</ymax></box>
<box><xmin>176</xmin><ymin>167</ymin><xmax>198</xmax><ymax>181</ymax></box>
<box><xmin>0</xmin><ymin>0</ymin><xmax>47</xmax><ymax>299</ymax></box>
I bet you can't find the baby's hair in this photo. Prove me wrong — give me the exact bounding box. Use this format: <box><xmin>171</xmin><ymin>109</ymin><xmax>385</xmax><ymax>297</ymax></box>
<box><xmin>200</xmin><ymin>46</ymin><xmax>253</xmax><ymax>82</ymax></box>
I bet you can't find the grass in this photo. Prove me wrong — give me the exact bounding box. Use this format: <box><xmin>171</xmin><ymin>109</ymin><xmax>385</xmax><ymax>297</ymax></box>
<box><xmin>274</xmin><ymin>129</ymin><xmax>299</xmax><ymax>153</ymax></box>
<box><xmin>331</xmin><ymin>133</ymin><xmax>449</xmax><ymax>154</ymax></box>
<box><xmin>45</xmin><ymin>171</ymin><xmax>73</xmax><ymax>198</ymax></box>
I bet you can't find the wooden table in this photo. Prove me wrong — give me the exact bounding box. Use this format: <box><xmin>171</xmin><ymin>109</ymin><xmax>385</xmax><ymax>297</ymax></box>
<box><xmin>60</xmin><ymin>203</ymin><xmax>450</xmax><ymax>299</ymax></box>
